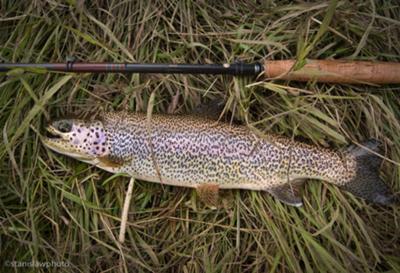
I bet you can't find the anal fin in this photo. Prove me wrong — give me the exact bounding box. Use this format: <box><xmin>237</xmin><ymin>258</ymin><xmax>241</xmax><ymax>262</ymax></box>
<box><xmin>268</xmin><ymin>180</ymin><xmax>305</xmax><ymax>207</ymax></box>
<box><xmin>196</xmin><ymin>183</ymin><xmax>220</xmax><ymax>207</ymax></box>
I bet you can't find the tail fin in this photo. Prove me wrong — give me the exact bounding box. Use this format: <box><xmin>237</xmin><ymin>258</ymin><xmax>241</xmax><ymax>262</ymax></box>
<box><xmin>341</xmin><ymin>140</ymin><xmax>396</xmax><ymax>205</ymax></box>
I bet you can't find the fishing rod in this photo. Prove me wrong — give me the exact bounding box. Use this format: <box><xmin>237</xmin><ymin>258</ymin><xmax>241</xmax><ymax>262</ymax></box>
<box><xmin>1</xmin><ymin>59</ymin><xmax>399</xmax><ymax>84</ymax></box>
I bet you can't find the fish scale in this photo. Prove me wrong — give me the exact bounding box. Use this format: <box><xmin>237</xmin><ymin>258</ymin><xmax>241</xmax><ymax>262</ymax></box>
<box><xmin>102</xmin><ymin>112</ymin><xmax>352</xmax><ymax>189</ymax></box>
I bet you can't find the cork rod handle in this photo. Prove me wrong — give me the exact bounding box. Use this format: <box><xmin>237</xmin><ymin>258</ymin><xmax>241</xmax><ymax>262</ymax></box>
<box><xmin>264</xmin><ymin>59</ymin><xmax>400</xmax><ymax>84</ymax></box>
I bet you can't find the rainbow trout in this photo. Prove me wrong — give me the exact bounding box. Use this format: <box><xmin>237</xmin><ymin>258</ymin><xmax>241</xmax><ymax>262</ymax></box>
<box><xmin>43</xmin><ymin>111</ymin><xmax>395</xmax><ymax>206</ymax></box>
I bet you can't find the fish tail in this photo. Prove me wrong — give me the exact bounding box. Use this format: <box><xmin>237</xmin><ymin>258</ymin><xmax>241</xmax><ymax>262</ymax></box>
<box><xmin>341</xmin><ymin>139</ymin><xmax>396</xmax><ymax>205</ymax></box>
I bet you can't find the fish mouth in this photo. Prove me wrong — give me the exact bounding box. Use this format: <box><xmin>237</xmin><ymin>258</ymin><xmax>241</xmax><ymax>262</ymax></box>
<box><xmin>46</xmin><ymin>125</ymin><xmax>65</xmax><ymax>139</ymax></box>
<box><xmin>43</xmin><ymin>125</ymin><xmax>70</xmax><ymax>144</ymax></box>
<box><xmin>42</xmin><ymin>125</ymin><xmax>94</xmax><ymax>161</ymax></box>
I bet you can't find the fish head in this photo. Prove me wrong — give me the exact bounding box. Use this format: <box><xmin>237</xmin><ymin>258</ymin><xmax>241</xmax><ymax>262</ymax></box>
<box><xmin>42</xmin><ymin>118</ymin><xmax>109</xmax><ymax>163</ymax></box>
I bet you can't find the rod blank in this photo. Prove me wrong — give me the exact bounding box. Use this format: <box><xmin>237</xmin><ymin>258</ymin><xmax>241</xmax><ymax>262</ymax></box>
<box><xmin>0</xmin><ymin>62</ymin><xmax>263</xmax><ymax>76</ymax></box>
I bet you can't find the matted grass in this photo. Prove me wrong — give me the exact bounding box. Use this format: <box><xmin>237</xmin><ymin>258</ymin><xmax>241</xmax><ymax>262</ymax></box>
<box><xmin>1</xmin><ymin>1</ymin><xmax>400</xmax><ymax>272</ymax></box>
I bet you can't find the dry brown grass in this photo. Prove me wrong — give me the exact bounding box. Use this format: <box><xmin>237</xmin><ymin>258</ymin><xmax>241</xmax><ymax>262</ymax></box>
<box><xmin>1</xmin><ymin>1</ymin><xmax>399</xmax><ymax>272</ymax></box>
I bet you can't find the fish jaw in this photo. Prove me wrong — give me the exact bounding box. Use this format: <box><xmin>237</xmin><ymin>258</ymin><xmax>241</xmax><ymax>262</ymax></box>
<box><xmin>42</xmin><ymin>137</ymin><xmax>95</xmax><ymax>162</ymax></box>
<box><xmin>42</xmin><ymin>125</ymin><xmax>96</xmax><ymax>162</ymax></box>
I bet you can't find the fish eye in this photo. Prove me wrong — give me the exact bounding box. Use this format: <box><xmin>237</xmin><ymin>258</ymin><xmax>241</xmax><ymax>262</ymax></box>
<box><xmin>55</xmin><ymin>120</ymin><xmax>73</xmax><ymax>133</ymax></box>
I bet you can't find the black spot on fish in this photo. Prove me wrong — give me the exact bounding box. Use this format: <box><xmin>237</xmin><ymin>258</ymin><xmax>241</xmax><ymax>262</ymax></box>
<box><xmin>94</xmin><ymin>142</ymin><xmax>98</xmax><ymax>145</ymax></box>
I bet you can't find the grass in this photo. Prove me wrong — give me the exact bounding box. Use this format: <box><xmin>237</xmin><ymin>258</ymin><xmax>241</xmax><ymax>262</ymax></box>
<box><xmin>1</xmin><ymin>1</ymin><xmax>400</xmax><ymax>272</ymax></box>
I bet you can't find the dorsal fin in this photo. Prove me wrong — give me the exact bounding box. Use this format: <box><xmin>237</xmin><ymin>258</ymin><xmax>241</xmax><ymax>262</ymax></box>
<box><xmin>192</xmin><ymin>99</ymin><xmax>226</xmax><ymax>120</ymax></box>
<box><xmin>268</xmin><ymin>181</ymin><xmax>305</xmax><ymax>207</ymax></box>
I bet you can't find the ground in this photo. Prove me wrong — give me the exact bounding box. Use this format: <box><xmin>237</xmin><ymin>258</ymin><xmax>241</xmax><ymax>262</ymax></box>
<box><xmin>0</xmin><ymin>1</ymin><xmax>400</xmax><ymax>272</ymax></box>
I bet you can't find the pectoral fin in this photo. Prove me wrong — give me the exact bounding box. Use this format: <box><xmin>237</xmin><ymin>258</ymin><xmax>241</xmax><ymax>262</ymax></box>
<box><xmin>268</xmin><ymin>181</ymin><xmax>305</xmax><ymax>207</ymax></box>
<box><xmin>97</xmin><ymin>155</ymin><xmax>124</xmax><ymax>169</ymax></box>
<box><xmin>196</xmin><ymin>183</ymin><xmax>220</xmax><ymax>207</ymax></box>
